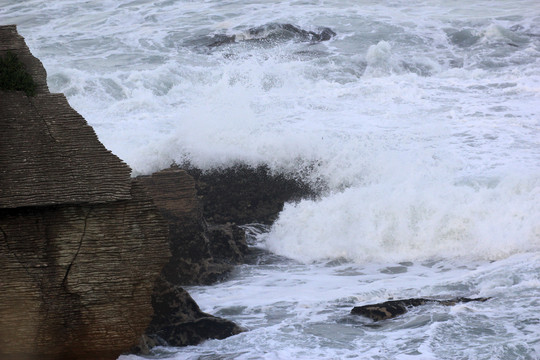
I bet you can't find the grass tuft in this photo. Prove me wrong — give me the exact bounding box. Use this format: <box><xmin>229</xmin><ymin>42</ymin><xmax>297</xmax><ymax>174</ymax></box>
<box><xmin>0</xmin><ymin>51</ymin><xmax>36</xmax><ymax>96</ymax></box>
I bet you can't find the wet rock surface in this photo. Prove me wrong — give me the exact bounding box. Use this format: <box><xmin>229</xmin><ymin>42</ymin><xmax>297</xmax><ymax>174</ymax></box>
<box><xmin>207</xmin><ymin>23</ymin><xmax>336</xmax><ymax>48</ymax></box>
<box><xmin>185</xmin><ymin>164</ymin><xmax>316</xmax><ymax>225</ymax></box>
<box><xmin>138</xmin><ymin>168</ymin><xmax>248</xmax><ymax>285</ymax></box>
<box><xmin>133</xmin><ymin>276</ymin><xmax>245</xmax><ymax>353</ymax></box>
<box><xmin>351</xmin><ymin>297</ymin><xmax>491</xmax><ymax>321</ymax></box>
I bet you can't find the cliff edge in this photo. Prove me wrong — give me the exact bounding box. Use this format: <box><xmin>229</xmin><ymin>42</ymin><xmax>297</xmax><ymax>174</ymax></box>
<box><xmin>0</xmin><ymin>25</ymin><xmax>170</xmax><ymax>359</ymax></box>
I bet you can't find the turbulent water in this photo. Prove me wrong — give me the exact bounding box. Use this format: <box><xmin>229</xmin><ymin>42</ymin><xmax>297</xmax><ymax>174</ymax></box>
<box><xmin>2</xmin><ymin>0</ymin><xmax>539</xmax><ymax>358</ymax></box>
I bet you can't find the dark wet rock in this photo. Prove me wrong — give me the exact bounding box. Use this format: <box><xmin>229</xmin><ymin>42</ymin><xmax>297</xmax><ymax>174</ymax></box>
<box><xmin>133</xmin><ymin>276</ymin><xmax>245</xmax><ymax>354</ymax></box>
<box><xmin>351</xmin><ymin>297</ymin><xmax>491</xmax><ymax>321</ymax></box>
<box><xmin>138</xmin><ymin>168</ymin><xmax>249</xmax><ymax>285</ymax></box>
<box><xmin>184</xmin><ymin>163</ymin><xmax>317</xmax><ymax>225</ymax></box>
<box><xmin>208</xmin><ymin>23</ymin><xmax>336</xmax><ymax>47</ymax></box>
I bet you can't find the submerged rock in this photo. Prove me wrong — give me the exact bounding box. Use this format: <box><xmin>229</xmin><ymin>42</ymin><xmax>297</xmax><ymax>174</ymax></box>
<box><xmin>351</xmin><ymin>297</ymin><xmax>491</xmax><ymax>321</ymax></box>
<box><xmin>208</xmin><ymin>23</ymin><xmax>336</xmax><ymax>47</ymax></box>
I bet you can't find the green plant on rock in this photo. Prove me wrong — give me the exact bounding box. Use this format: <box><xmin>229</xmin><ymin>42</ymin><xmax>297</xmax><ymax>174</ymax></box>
<box><xmin>0</xmin><ymin>51</ymin><xmax>36</xmax><ymax>96</ymax></box>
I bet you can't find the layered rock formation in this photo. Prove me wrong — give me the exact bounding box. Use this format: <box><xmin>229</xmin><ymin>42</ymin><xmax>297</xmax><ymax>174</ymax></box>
<box><xmin>0</xmin><ymin>25</ymin><xmax>242</xmax><ymax>359</ymax></box>
<box><xmin>0</xmin><ymin>25</ymin><xmax>171</xmax><ymax>359</ymax></box>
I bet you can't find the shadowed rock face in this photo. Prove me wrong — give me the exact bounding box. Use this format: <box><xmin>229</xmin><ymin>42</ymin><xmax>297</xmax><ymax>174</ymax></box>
<box><xmin>185</xmin><ymin>164</ymin><xmax>317</xmax><ymax>225</ymax></box>
<box><xmin>138</xmin><ymin>168</ymin><xmax>248</xmax><ymax>285</ymax></box>
<box><xmin>208</xmin><ymin>23</ymin><xmax>336</xmax><ymax>47</ymax></box>
<box><xmin>351</xmin><ymin>297</ymin><xmax>491</xmax><ymax>321</ymax></box>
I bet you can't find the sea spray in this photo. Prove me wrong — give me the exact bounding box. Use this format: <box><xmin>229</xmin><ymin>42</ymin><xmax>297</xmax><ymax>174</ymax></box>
<box><xmin>266</xmin><ymin>175</ymin><xmax>540</xmax><ymax>263</ymax></box>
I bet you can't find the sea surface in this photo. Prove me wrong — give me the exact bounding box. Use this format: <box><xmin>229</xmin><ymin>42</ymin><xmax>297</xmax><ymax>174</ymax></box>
<box><xmin>2</xmin><ymin>0</ymin><xmax>539</xmax><ymax>359</ymax></box>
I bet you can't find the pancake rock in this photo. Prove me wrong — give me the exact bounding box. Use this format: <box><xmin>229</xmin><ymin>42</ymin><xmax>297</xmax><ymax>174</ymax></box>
<box><xmin>351</xmin><ymin>297</ymin><xmax>491</xmax><ymax>321</ymax></box>
<box><xmin>0</xmin><ymin>25</ymin><xmax>232</xmax><ymax>359</ymax></box>
<box><xmin>0</xmin><ymin>25</ymin><xmax>170</xmax><ymax>359</ymax></box>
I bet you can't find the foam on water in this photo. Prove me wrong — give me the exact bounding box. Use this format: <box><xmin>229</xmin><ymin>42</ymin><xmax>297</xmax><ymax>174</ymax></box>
<box><xmin>116</xmin><ymin>251</ymin><xmax>540</xmax><ymax>359</ymax></box>
<box><xmin>266</xmin><ymin>175</ymin><xmax>540</xmax><ymax>263</ymax></box>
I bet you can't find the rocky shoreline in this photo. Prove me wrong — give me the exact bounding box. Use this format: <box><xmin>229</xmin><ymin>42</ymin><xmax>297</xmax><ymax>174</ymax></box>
<box><xmin>0</xmin><ymin>25</ymin><xmax>317</xmax><ymax>359</ymax></box>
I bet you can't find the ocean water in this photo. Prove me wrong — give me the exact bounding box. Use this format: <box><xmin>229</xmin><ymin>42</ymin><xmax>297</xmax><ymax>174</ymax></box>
<box><xmin>2</xmin><ymin>0</ymin><xmax>539</xmax><ymax>359</ymax></box>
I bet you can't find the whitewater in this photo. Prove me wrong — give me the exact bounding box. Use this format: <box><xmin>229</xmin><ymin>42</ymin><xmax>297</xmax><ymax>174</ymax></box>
<box><xmin>2</xmin><ymin>0</ymin><xmax>539</xmax><ymax>358</ymax></box>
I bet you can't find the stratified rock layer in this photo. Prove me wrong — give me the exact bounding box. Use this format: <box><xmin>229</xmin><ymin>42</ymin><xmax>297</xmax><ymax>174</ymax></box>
<box><xmin>0</xmin><ymin>25</ymin><xmax>132</xmax><ymax>208</ymax></box>
<box><xmin>0</xmin><ymin>25</ymin><xmax>170</xmax><ymax>360</ymax></box>
<box><xmin>0</xmin><ymin>181</ymin><xmax>169</xmax><ymax>359</ymax></box>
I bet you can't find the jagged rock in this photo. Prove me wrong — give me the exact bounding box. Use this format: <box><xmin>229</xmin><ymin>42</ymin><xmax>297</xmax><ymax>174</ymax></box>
<box><xmin>0</xmin><ymin>25</ymin><xmax>48</xmax><ymax>95</ymax></box>
<box><xmin>351</xmin><ymin>297</ymin><xmax>491</xmax><ymax>321</ymax></box>
<box><xmin>207</xmin><ymin>222</ymin><xmax>247</xmax><ymax>264</ymax></box>
<box><xmin>185</xmin><ymin>164</ymin><xmax>316</xmax><ymax>225</ymax></box>
<box><xmin>138</xmin><ymin>168</ymin><xmax>248</xmax><ymax>285</ymax></box>
<box><xmin>133</xmin><ymin>276</ymin><xmax>244</xmax><ymax>354</ymax></box>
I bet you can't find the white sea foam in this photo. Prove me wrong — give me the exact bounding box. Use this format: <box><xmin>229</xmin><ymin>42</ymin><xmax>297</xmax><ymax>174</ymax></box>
<box><xmin>266</xmin><ymin>175</ymin><xmax>540</xmax><ymax>263</ymax></box>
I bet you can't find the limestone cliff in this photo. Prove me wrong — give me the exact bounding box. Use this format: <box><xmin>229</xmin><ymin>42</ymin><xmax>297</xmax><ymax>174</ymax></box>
<box><xmin>0</xmin><ymin>26</ymin><xmax>132</xmax><ymax>208</ymax></box>
<box><xmin>0</xmin><ymin>25</ymin><xmax>170</xmax><ymax>359</ymax></box>
<box><xmin>1</xmin><ymin>25</ymin><xmax>244</xmax><ymax>359</ymax></box>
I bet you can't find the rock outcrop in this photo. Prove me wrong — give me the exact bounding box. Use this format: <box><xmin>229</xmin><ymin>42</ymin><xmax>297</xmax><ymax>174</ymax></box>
<box><xmin>0</xmin><ymin>26</ymin><xmax>132</xmax><ymax>209</ymax></box>
<box><xmin>1</xmin><ymin>25</ymin><xmax>244</xmax><ymax>359</ymax></box>
<box><xmin>208</xmin><ymin>23</ymin><xmax>336</xmax><ymax>48</ymax></box>
<box><xmin>134</xmin><ymin>276</ymin><xmax>244</xmax><ymax>353</ymax></box>
<box><xmin>351</xmin><ymin>297</ymin><xmax>491</xmax><ymax>321</ymax></box>
<box><xmin>135</xmin><ymin>168</ymin><xmax>246</xmax><ymax>352</ymax></box>
<box><xmin>185</xmin><ymin>164</ymin><xmax>316</xmax><ymax>225</ymax></box>
<box><xmin>0</xmin><ymin>24</ymin><xmax>171</xmax><ymax>360</ymax></box>
<box><xmin>138</xmin><ymin>169</ymin><xmax>248</xmax><ymax>285</ymax></box>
